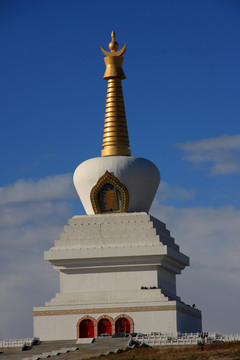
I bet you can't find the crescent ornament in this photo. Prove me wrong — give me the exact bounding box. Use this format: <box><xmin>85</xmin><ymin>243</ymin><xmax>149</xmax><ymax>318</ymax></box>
<box><xmin>100</xmin><ymin>44</ymin><xmax>127</xmax><ymax>57</ymax></box>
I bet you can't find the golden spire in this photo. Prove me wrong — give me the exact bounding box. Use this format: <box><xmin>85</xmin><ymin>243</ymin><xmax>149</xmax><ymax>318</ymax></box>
<box><xmin>100</xmin><ymin>31</ymin><xmax>131</xmax><ymax>157</ymax></box>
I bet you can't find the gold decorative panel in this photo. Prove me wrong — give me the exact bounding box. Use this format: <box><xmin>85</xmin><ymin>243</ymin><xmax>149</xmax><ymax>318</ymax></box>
<box><xmin>90</xmin><ymin>171</ymin><xmax>129</xmax><ymax>214</ymax></box>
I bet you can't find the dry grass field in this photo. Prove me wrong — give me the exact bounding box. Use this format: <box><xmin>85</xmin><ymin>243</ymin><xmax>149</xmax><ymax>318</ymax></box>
<box><xmin>88</xmin><ymin>341</ymin><xmax>240</xmax><ymax>360</ymax></box>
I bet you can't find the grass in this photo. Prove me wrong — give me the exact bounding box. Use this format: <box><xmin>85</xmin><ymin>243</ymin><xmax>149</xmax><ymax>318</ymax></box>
<box><xmin>87</xmin><ymin>341</ymin><xmax>240</xmax><ymax>360</ymax></box>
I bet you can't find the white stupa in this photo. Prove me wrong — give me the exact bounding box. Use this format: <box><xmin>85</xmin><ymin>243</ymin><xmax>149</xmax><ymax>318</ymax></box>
<box><xmin>33</xmin><ymin>31</ymin><xmax>202</xmax><ymax>340</ymax></box>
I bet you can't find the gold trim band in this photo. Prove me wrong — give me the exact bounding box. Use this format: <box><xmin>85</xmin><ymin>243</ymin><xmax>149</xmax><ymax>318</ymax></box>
<box><xmin>34</xmin><ymin>305</ymin><xmax>201</xmax><ymax>320</ymax></box>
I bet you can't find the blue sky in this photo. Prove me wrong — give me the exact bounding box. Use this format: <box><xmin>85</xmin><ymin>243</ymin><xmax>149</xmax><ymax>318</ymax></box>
<box><xmin>1</xmin><ymin>0</ymin><xmax>240</xmax><ymax>339</ymax></box>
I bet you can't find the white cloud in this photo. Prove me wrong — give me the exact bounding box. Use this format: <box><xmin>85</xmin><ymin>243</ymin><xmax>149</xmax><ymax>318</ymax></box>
<box><xmin>0</xmin><ymin>173</ymin><xmax>77</xmax><ymax>204</ymax></box>
<box><xmin>0</xmin><ymin>174</ymin><xmax>80</xmax><ymax>340</ymax></box>
<box><xmin>176</xmin><ymin>134</ymin><xmax>240</xmax><ymax>175</ymax></box>
<box><xmin>156</xmin><ymin>181</ymin><xmax>195</xmax><ymax>203</ymax></box>
<box><xmin>0</xmin><ymin>259</ymin><xmax>59</xmax><ymax>340</ymax></box>
<box><xmin>150</xmin><ymin>200</ymin><xmax>240</xmax><ymax>333</ymax></box>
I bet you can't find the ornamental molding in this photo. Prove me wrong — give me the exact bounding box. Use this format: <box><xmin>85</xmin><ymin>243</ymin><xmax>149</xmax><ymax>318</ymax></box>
<box><xmin>33</xmin><ymin>305</ymin><xmax>201</xmax><ymax>320</ymax></box>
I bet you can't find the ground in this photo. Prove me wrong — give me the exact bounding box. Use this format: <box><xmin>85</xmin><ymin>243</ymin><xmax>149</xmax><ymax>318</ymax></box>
<box><xmin>89</xmin><ymin>342</ymin><xmax>240</xmax><ymax>360</ymax></box>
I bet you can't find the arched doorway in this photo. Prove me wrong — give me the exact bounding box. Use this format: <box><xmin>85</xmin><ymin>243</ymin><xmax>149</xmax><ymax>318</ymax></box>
<box><xmin>98</xmin><ymin>317</ymin><xmax>112</xmax><ymax>336</ymax></box>
<box><xmin>79</xmin><ymin>319</ymin><xmax>94</xmax><ymax>338</ymax></box>
<box><xmin>115</xmin><ymin>317</ymin><xmax>130</xmax><ymax>334</ymax></box>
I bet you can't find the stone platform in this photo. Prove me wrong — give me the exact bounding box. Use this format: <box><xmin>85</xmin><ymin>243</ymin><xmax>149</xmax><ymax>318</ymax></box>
<box><xmin>0</xmin><ymin>338</ymin><xmax>130</xmax><ymax>360</ymax></box>
<box><xmin>34</xmin><ymin>212</ymin><xmax>201</xmax><ymax>340</ymax></box>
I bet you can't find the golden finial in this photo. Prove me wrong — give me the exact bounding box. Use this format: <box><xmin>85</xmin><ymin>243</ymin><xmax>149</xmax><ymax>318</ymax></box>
<box><xmin>109</xmin><ymin>31</ymin><xmax>118</xmax><ymax>51</ymax></box>
<box><xmin>100</xmin><ymin>31</ymin><xmax>127</xmax><ymax>59</ymax></box>
<box><xmin>101</xmin><ymin>31</ymin><xmax>131</xmax><ymax>157</ymax></box>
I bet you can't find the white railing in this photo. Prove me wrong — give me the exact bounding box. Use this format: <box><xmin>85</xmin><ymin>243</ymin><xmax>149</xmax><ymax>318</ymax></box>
<box><xmin>208</xmin><ymin>332</ymin><xmax>240</xmax><ymax>342</ymax></box>
<box><xmin>0</xmin><ymin>338</ymin><xmax>33</xmax><ymax>347</ymax></box>
<box><xmin>134</xmin><ymin>332</ymin><xmax>240</xmax><ymax>346</ymax></box>
<box><xmin>1</xmin><ymin>333</ymin><xmax>240</xmax><ymax>349</ymax></box>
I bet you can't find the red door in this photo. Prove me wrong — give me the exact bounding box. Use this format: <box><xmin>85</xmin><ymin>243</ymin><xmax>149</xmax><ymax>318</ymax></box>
<box><xmin>115</xmin><ymin>317</ymin><xmax>130</xmax><ymax>334</ymax></box>
<box><xmin>80</xmin><ymin>319</ymin><xmax>94</xmax><ymax>338</ymax></box>
<box><xmin>98</xmin><ymin>318</ymin><xmax>112</xmax><ymax>336</ymax></box>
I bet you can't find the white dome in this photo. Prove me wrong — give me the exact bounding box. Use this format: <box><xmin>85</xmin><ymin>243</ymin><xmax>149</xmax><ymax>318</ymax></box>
<box><xmin>73</xmin><ymin>156</ymin><xmax>160</xmax><ymax>215</ymax></box>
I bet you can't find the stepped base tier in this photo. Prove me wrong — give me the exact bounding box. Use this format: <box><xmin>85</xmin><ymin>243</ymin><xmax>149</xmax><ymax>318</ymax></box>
<box><xmin>33</xmin><ymin>212</ymin><xmax>202</xmax><ymax>340</ymax></box>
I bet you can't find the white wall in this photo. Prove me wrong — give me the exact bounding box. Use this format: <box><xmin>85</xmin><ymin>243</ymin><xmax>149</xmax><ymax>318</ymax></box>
<box><xmin>60</xmin><ymin>267</ymin><xmax>158</xmax><ymax>293</ymax></box>
<box><xmin>34</xmin><ymin>310</ymin><xmax>177</xmax><ymax>341</ymax></box>
<box><xmin>34</xmin><ymin>306</ymin><xmax>201</xmax><ymax>340</ymax></box>
<box><xmin>157</xmin><ymin>268</ymin><xmax>176</xmax><ymax>296</ymax></box>
<box><xmin>177</xmin><ymin>310</ymin><xmax>202</xmax><ymax>333</ymax></box>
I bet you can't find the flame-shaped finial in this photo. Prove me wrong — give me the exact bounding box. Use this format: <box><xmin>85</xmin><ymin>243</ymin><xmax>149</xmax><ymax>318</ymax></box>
<box><xmin>109</xmin><ymin>31</ymin><xmax>119</xmax><ymax>52</ymax></box>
